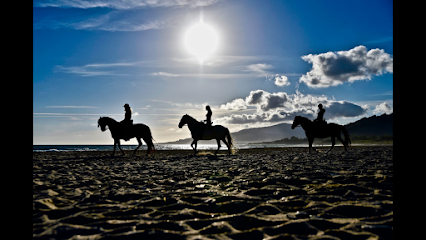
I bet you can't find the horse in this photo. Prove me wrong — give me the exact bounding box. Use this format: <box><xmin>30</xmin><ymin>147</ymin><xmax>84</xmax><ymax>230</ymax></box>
<box><xmin>291</xmin><ymin>116</ymin><xmax>351</xmax><ymax>153</ymax></box>
<box><xmin>97</xmin><ymin>117</ymin><xmax>155</xmax><ymax>156</ymax></box>
<box><xmin>178</xmin><ymin>114</ymin><xmax>235</xmax><ymax>155</ymax></box>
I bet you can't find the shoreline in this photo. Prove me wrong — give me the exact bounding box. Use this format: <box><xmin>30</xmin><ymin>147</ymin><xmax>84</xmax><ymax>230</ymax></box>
<box><xmin>33</xmin><ymin>143</ymin><xmax>393</xmax><ymax>153</ymax></box>
<box><xmin>33</xmin><ymin>145</ymin><xmax>391</xmax><ymax>156</ymax></box>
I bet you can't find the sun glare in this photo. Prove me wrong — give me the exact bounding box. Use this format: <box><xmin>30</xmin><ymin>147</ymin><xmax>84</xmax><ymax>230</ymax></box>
<box><xmin>184</xmin><ymin>21</ymin><xmax>218</xmax><ymax>63</ymax></box>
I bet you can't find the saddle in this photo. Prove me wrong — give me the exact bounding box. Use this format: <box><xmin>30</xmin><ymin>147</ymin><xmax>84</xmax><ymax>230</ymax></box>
<box><xmin>313</xmin><ymin>119</ymin><xmax>328</xmax><ymax>135</ymax></box>
<box><xmin>313</xmin><ymin>119</ymin><xmax>327</xmax><ymax>125</ymax></box>
<box><xmin>120</xmin><ymin>119</ymin><xmax>133</xmax><ymax>141</ymax></box>
<box><xmin>203</xmin><ymin>120</ymin><xmax>213</xmax><ymax>129</ymax></box>
<box><xmin>199</xmin><ymin>121</ymin><xmax>213</xmax><ymax>139</ymax></box>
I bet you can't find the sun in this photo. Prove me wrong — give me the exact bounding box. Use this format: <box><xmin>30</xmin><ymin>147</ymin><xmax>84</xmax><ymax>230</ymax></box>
<box><xmin>184</xmin><ymin>21</ymin><xmax>218</xmax><ymax>63</ymax></box>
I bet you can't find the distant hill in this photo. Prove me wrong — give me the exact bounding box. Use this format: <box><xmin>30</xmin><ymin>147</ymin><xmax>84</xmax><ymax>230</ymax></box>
<box><xmin>344</xmin><ymin>113</ymin><xmax>393</xmax><ymax>136</ymax></box>
<box><xmin>161</xmin><ymin>123</ymin><xmax>305</xmax><ymax>144</ymax></box>
<box><xmin>161</xmin><ymin>113</ymin><xmax>393</xmax><ymax>144</ymax></box>
<box><xmin>232</xmin><ymin>123</ymin><xmax>306</xmax><ymax>143</ymax></box>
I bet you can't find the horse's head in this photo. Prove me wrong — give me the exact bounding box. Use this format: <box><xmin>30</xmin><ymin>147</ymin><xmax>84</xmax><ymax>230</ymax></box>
<box><xmin>98</xmin><ymin>117</ymin><xmax>107</xmax><ymax>132</ymax></box>
<box><xmin>291</xmin><ymin>116</ymin><xmax>301</xmax><ymax>129</ymax></box>
<box><xmin>178</xmin><ymin>114</ymin><xmax>188</xmax><ymax>128</ymax></box>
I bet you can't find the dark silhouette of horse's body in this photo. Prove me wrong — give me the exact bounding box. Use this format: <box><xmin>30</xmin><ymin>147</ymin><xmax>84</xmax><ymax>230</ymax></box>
<box><xmin>98</xmin><ymin>117</ymin><xmax>155</xmax><ymax>156</ymax></box>
<box><xmin>178</xmin><ymin>114</ymin><xmax>235</xmax><ymax>155</ymax></box>
<box><xmin>291</xmin><ymin>116</ymin><xmax>351</xmax><ymax>153</ymax></box>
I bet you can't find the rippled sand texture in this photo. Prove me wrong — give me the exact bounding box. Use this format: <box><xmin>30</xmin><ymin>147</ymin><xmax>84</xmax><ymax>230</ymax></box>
<box><xmin>33</xmin><ymin>146</ymin><xmax>393</xmax><ymax>239</ymax></box>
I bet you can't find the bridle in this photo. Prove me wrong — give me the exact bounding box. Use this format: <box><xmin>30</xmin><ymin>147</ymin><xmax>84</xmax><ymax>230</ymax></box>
<box><xmin>98</xmin><ymin>123</ymin><xmax>109</xmax><ymax>131</ymax></box>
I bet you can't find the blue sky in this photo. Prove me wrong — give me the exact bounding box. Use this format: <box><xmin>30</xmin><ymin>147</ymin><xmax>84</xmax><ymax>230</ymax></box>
<box><xmin>33</xmin><ymin>0</ymin><xmax>393</xmax><ymax>144</ymax></box>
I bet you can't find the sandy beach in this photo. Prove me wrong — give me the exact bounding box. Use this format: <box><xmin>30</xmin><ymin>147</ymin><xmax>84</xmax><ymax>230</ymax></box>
<box><xmin>33</xmin><ymin>146</ymin><xmax>393</xmax><ymax>239</ymax></box>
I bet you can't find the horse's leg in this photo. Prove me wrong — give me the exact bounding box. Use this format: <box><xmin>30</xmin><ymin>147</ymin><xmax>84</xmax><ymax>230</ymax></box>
<box><xmin>191</xmin><ymin>140</ymin><xmax>198</xmax><ymax>155</ymax></box>
<box><xmin>327</xmin><ymin>136</ymin><xmax>335</xmax><ymax>154</ymax></box>
<box><xmin>117</xmin><ymin>139</ymin><xmax>125</xmax><ymax>156</ymax></box>
<box><xmin>222</xmin><ymin>138</ymin><xmax>231</xmax><ymax>155</ymax></box>
<box><xmin>112</xmin><ymin>139</ymin><xmax>117</xmax><ymax>156</ymax></box>
<box><xmin>336</xmin><ymin>135</ymin><xmax>347</xmax><ymax>151</ymax></box>
<box><xmin>133</xmin><ymin>138</ymin><xmax>142</xmax><ymax>156</ymax></box>
<box><xmin>215</xmin><ymin>139</ymin><xmax>221</xmax><ymax>155</ymax></box>
<box><xmin>308</xmin><ymin>137</ymin><xmax>314</xmax><ymax>153</ymax></box>
<box><xmin>191</xmin><ymin>139</ymin><xmax>196</xmax><ymax>154</ymax></box>
<box><xmin>143</xmin><ymin>136</ymin><xmax>155</xmax><ymax>155</ymax></box>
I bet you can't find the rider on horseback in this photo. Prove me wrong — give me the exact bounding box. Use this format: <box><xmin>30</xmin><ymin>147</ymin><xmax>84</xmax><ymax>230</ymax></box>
<box><xmin>204</xmin><ymin>105</ymin><xmax>212</xmax><ymax>128</ymax></box>
<box><xmin>199</xmin><ymin>105</ymin><xmax>213</xmax><ymax>139</ymax></box>
<box><xmin>121</xmin><ymin>103</ymin><xmax>133</xmax><ymax>141</ymax></box>
<box><xmin>313</xmin><ymin>104</ymin><xmax>327</xmax><ymax>127</ymax></box>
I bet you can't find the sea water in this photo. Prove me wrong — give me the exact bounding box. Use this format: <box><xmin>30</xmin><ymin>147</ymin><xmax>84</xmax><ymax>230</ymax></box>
<box><xmin>33</xmin><ymin>144</ymin><xmax>307</xmax><ymax>152</ymax></box>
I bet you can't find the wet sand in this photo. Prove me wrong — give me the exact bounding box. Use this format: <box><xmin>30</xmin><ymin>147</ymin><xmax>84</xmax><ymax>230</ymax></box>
<box><xmin>33</xmin><ymin>146</ymin><xmax>393</xmax><ymax>239</ymax></box>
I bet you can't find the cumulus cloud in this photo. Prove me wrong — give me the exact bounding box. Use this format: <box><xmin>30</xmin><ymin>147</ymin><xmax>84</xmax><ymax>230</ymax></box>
<box><xmin>216</xmin><ymin>109</ymin><xmax>315</xmax><ymax>125</ymax></box>
<box><xmin>372</xmin><ymin>102</ymin><xmax>393</xmax><ymax>115</ymax></box>
<box><xmin>246</xmin><ymin>90</ymin><xmax>291</xmax><ymax>112</ymax></box>
<box><xmin>299</xmin><ymin>45</ymin><xmax>393</xmax><ymax>88</ymax></box>
<box><xmin>325</xmin><ymin>101</ymin><xmax>369</xmax><ymax>118</ymax></box>
<box><xmin>274</xmin><ymin>75</ymin><xmax>290</xmax><ymax>87</ymax></box>
<box><xmin>216</xmin><ymin>90</ymin><xmax>368</xmax><ymax>125</ymax></box>
<box><xmin>220</xmin><ymin>98</ymin><xmax>247</xmax><ymax>110</ymax></box>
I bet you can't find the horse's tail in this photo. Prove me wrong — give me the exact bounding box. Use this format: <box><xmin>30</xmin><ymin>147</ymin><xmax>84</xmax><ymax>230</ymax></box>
<box><xmin>148</xmin><ymin>131</ymin><xmax>156</xmax><ymax>154</ymax></box>
<box><xmin>143</xmin><ymin>125</ymin><xmax>156</xmax><ymax>154</ymax></box>
<box><xmin>148</xmin><ymin>136</ymin><xmax>156</xmax><ymax>154</ymax></box>
<box><xmin>341</xmin><ymin>126</ymin><xmax>352</xmax><ymax>147</ymax></box>
<box><xmin>226</xmin><ymin>128</ymin><xmax>238</xmax><ymax>154</ymax></box>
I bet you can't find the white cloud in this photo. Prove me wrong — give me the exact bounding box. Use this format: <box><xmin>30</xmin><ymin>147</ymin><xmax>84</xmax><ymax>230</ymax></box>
<box><xmin>45</xmin><ymin>106</ymin><xmax>98</xmax><ymax>108</ymax></box>
<box><xmin>34</xmin><ymin>0</ymin><xmax>222</xmax><ymax>9</ymax></box>
<box><xmin>90</xmin><ymin>20</ymin><xmax>169</xmax><ymax>32</ymax></box>
<box><xmin>246</xmin><ymin>63</ymin><xmax>276</xmax><ymax>81</ymax></box>
<box><xmin>166</xmin><ymin>128</ymin><xmax>183</xmax><ymax>132</ymax></box>
<box><xmin>246</xmin><ymin>90</ymin><xmax>291</xmax><ymax>112</ymax></box>
<box><xmin>151</xmin><ymin>72</ymin><xmax>180</xmax><ymax>77</ymax></box>
<box><xmin>300</xmin><ymin>45</ymin><xmax>393</xmax><ymax>88</ymax></box>
<box><xmin>372</xmin><ymin>102</ymin><xmax>393</xmax><ymax>115</ymax></box>
<box><xmin>274</xmin><ymin>75</ymin><xmax>290</xmax><ymax>87</ymax></box>
<box><xmin>55</xmin><ymin>61</ymin><xmax>138</xmax><ymax>76</ymax></box>
<box><xmin>215</xmin><ymin>90</ymin><xmax>368</xmax><ymax>125</ymax></box>
<box><xmin>220</xmin><ymin>98</ymin><xmax>247</xmax><ymax>110</ymax></box>
<box><xmin>246</xmin><ymin>63</ymin><xmax>274</xmax><ymax>77</ymax></box>
<box><xmin>246</xmin><ymin>64</ymin><xmax>290</xmax><ymax>87</ymax></box>
<box><xmin>34</xmin><ymin>11</ymin><xmax>170</xmax><ymax>32</ymax></box>
<box><xmin>55</xmin><ymin>66</ymin><xmax>119</xmax><ymax>77</ymax></box>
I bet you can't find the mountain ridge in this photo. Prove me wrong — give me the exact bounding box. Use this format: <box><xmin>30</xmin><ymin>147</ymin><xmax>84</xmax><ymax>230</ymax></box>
<box><xmin>161</xmin><ymin>113</ymin><xmax>393</xmax><ymax>144</ymax></box>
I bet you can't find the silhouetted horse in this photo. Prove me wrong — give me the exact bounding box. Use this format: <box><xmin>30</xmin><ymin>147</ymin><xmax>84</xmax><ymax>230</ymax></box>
<box><xmin>178</xmin><ymin>114</ymin><xmax>235</xmax><ymax>155</ymax></box>
<box><xmin>98</xmin><ymin>117</ymin><xmax>155</xmax><ymax>156</ymax></box>
<box><xmin>291</xmin><ymin>116</ymin><xmax>351</xmax><ymax>153</ymax></box>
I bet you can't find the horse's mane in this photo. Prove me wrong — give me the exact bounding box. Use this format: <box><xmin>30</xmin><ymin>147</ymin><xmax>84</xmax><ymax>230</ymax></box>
<box><xmin>184</xmin><ymin>114</ymin><xmax>198</xmax><ymax>122</ymax></box>
<box><xmin>99</xmin><ymin>116</ymin><xmax>118</xmax><ymax>124</ymax></box>
<box><xmin>295</xmin><ymin>115</ymin><xmax>312</xmax><ymax>123</ymax></box>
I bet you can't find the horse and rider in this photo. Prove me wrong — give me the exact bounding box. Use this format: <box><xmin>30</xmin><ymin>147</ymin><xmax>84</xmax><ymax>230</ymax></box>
<box><xmin>178</xmin><ymin>105</ymin><xmax>235</xmax><ymax>155</ymax></box>
<box><xmin>121</xmin><ymin>103</ymin><xmax>134</xmax><ymax>141</ymax></box>
<box><xmin>97</xmin><ymin>102</ymin><xmax>350</xmax><ymax>156</ymax></box>
<box><xmin>97</xmin><ymin>103</ymin><xmax>155</xmax><ymax>156</ymax></box>
<box><xmin>291</xmin><ymin>103</ymin><xmax>351</xmax><ymax>153</ymax></box>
